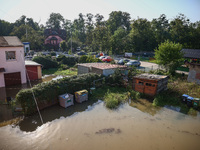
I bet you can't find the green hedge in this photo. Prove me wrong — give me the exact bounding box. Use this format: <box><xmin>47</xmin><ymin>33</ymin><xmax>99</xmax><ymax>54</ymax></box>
<box><xmin>33</xmin><ymin>56</ymin><xmax>58</xmax><ymax>69</ymax></box>
<box><xmin>16</xmin><ymin>73</ymin><xmax>102</xmax><ymax>115</ymax></box>
<box><xmin>56</xmin><ymin>55</ymin><xmax>78</xmax><ymax>66</ymax></box>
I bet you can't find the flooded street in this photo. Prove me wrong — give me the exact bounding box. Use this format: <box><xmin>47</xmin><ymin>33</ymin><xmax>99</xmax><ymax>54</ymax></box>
<box><xmin>0</xmin><ymin>100</ymin><xmax>200</xmax><ymax>150</ymax></box>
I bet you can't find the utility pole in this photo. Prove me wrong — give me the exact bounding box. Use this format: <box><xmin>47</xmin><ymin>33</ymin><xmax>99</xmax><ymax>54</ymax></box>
<box><xmin>25</xmin><ymin>18</ymin><xmax>27</xmax><ymax>39</ymax></box>
<box><xmin>70</xmin><ymin>28</ymin><xmax>72</xmax><ymax>54</ymax></box>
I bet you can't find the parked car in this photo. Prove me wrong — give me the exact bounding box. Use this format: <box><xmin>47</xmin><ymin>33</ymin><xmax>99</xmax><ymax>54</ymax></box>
<box><xmin>99</xmin><ymin>56</ymin><xmax>106</xmax><ymax>60</ymax></box>
<box><xmin>117</xmin><ymin>59</ymin><xmax>130</xmax><ymax>65</ymax></box>
<box><xmin>126</xmin><ymin>60</ymin><xmax>141</xmax><ymax>67</ymax></box>
<box><xmin>102</xmin><ymin>56</ymin><xmax>113</xmax><ymax>62</ymax></box>
<box><xmin>77</xmin><ymin>51</ymin><xmax>87</xmax><ymax>55</ymax></box>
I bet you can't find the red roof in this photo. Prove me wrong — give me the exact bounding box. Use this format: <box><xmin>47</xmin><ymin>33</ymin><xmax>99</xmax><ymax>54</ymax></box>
<box><xmin>78</xmin><ymin>63</ymin><xmax>127</xmax><ymax>70</ymax></box>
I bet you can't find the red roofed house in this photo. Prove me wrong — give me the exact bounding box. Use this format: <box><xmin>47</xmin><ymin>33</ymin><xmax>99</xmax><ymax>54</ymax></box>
<box><xmin>78</xmin><ymin>63</ymin><xmax>128</xmax><ymax>76</ymax></box>
<box><xmin>44</xmin><ymin>29</ymin><xmax>66</xmax><ymax>50</ymax></box>
<box><xmin>0</xmin><ymin>36</ymin><xmax>27</xmax><ymax>87</ymax></box>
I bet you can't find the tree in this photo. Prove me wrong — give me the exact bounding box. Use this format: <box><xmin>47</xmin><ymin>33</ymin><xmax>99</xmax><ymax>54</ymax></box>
<box><xmin>151</xmin><ymin>14</ymin><xmax>170</xmax><ymax>47</ymax></box>
<box><xmin>0</xmin><ymin>19</ymin><xmax>13</xmax><ymax>36</ymax></box>
<box><xmin>155</xmin><ymin>40</ymin><xmax>183</xmax><ymax>75</ymax></box>
<box><xmin>110</xmin><ymin>27</ymin><xmax>128</xmax><ymax>54</ymax></box>
<box><xmin>129</xmin><ymin>18</ymin><xmax>156</xmax><ymax>52</ymax></box>
<box><xmin>169</xmin><ymin>14</ymin><xmax>190</xmax><ymax>47</ymax></box>
<box><xmin>10</xmin><ymin>24</ymin><xmax>44</xmax><ymax>50</ymax></box>
<box><xmin>60</xmin><ymin>40</ymin><xmax>67</xmax><ymax>51</ymax></box>
<box><xmin>107</xmin><ymin>11</ymin><xmax>131</xmax><ymax>34</ymax></box>
<box><xmin>46</xmin><ymin>13</ymin><xmax>65</xmax><ymax>29</ymax></box>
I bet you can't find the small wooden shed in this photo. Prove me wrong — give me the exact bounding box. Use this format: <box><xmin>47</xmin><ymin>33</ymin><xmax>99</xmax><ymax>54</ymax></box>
<box><xmin>133</xmin><ymin>73</ymin><xmax>168</xmax><ymax>96</ymax></box>
<box><xmin>25</xmin><ymin>60</ymin><xmax>42</xmax><ymax>81</ymax></box>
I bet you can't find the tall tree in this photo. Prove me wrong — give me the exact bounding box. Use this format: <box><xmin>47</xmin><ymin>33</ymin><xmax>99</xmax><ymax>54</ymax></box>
<box><xmin>46</xmin><ymin>13</ymin><xmax>65</xmax><ymax>29</ymax></box>
<box><xmin>151</xmin><ymin>14</ymin><xmax>170</xmax><ymax>47</ymax></box>
<box><xmin>107</xmin><ymin>11</ymin><xmax>131</xmax><ymax>34</ymax></box>
<box><xmin>85</xmin><ymin>13</ymin><xmax>94</xmax><ymax>47</ymax></box>
<box><xmin>169</xmin><ymin>14</ymin><xmax>190</xmax><ymax>47</ymax></box>
<box><xmin>0</xmin><ymin>20</ymin><xmax>13</xmax><ymax>36</ymax></box>
<box><xmin>110</xmin><ymin>27</ymin><xmax>128</xmax><ymax>54</ymax></box>
<box><xmin>129</xmin><ymin>18</ymin><xmax>156</xmax><ymax>52</ymax></box>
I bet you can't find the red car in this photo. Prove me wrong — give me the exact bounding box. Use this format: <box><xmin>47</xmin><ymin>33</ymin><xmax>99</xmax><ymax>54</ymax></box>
<box><xmin>102</xmin><ymin>56</ymin><xmax>113</xmax><ymax>62</ymax></box>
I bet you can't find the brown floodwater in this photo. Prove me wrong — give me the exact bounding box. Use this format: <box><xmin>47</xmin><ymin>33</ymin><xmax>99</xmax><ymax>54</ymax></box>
<box><xmin>0</xmin><ymin>99</ymin><xmax>200</xmax><ymax>150</ymax></box>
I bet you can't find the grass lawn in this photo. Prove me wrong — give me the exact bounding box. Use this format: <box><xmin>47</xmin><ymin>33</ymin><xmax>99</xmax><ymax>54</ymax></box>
<box><xmin>42</xmin><ymin>68</ymin><xmax>77</xmax><ymax>76</ymax></box>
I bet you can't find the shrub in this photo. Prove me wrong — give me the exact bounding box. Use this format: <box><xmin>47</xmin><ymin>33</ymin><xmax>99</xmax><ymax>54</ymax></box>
<box><xmin>56</xmin><ymin>55</ymin><xmax>78</xmax><ymax>66</ymax></box>
<box><xmin>79</xmin><ymin>55</ymin><xmax>102</xmax><ymax>63</ymax></box>
<box><xmin>33</xmin><ymin>56</ymin><xmax>58</xmax><ymax>69</ymax></box>
<box><xmin>129</xmin><ymin>90</ymin><xmax>140</xmax><ymax>100</ymax></box>
<box><xmin>104</xmin><ymin>90</ymin><xmax>128</xmax><ymax>109</ymax></box>
<box><xmin>16</xmin><ymin>73</ymin><xmax>102</xmax><ymax>115</ymax></box>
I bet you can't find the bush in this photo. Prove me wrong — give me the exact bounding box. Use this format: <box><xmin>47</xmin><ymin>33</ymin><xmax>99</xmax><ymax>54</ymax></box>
<box><xmin>129</xmin><ymin>90</ymin><xmax>140</xmax><ymax>100</ymax></box>
<box><xmin>33</xmin><ymin>56</ymin><xmax>58</xmax><ymax>69</ymax></box>
<box><xmin>56</xmin><ymin>55</ymin><xmax>77</xmax><ymax>66</ymax></box>
<box><xmin>16</xmin><ymin>73</ymin><xmax>102</xmax><ymax>115</ymax></box>
<box><xmin>79</xmin><ymin>55</ymin><xmax>102</xmax><ymax>63</ymax></box>
<box><xmin>104</xmin><ymin>90</ymin><xmax>128</xmax><ymax>109</ymax></box>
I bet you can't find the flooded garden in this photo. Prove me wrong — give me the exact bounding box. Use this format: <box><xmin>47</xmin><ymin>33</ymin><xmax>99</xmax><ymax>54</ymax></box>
<box><xmin>0</xmin><ymin>99</ymin><xmax>200</xmax><ymax>150</ymax></box>
<box><xmin>0</xmin><ymin>72</ymin><xmax>200</xmax><ymax>150</ymax></box>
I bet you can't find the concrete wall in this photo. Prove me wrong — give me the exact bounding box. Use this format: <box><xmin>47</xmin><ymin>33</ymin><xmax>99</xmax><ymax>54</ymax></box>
<box><xmin>0</xmin><ymin>47</ymin><xmax>27</xmax><ymax>87</ymax></box>
<box><xmin>188</xmin><ymin>64</ymin><xmax>200</xmax><ymax>84</ymax></box>
<box><xmin>78</xmin><ymin>65</ymin><xmax>89</xmax><ymax>75</ymax></box>
<box><xmin>103</xmin><ymin>69</ymin><xmax>115</xmax><ymax>76</ymax></box>
<box><xmin>91</xmin><ymin>67</ymin><xmax>103</xmax><ymax>75</ymax></box>
<box><xmin>37</xmin><ymin>66</ymin><xmax>42</xmax><ymax>79</ymax></box>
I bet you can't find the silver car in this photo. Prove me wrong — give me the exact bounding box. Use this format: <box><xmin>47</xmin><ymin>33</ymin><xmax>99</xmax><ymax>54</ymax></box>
<box><xmin>126</xmin><ymin>60</ymin><xmax>141</xmax><ymax>67</ymax></box>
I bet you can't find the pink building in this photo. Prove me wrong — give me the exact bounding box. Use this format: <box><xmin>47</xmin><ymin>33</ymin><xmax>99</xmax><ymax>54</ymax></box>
<box><xmin>44</xmin><ymin>29</ymin><xmax>66</xmax><ymax>50</ymax></box>
<box><xmin>0</xmin><ymin>36</ymin><xmax>27</xmax><ymax>87</ymax></box>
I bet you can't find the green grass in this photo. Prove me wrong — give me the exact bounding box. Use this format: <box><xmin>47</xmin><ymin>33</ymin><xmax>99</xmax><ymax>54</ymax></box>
<box><xmin>42</xmin><ymin>68</ymin><xmax>77</xmax><ymax>76</ymax></box>
<box><xmin>176</xmin><ymin>66</ymin><xmax>189</xmax><ymax>72</ymax></box>
<box><xmin>90</xmin><ymin>86</ymin><xmax>129</xmax><ymax>109</ymax></box>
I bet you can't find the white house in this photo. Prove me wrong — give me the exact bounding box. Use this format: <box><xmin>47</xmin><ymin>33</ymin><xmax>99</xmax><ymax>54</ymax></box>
<box><xmin>0</xmin><ymin>36</ymin><xmax>27</xmax><ymax>87</ymax></box>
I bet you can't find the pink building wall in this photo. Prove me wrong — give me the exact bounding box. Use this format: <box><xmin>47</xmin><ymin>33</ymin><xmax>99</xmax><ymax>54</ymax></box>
<box><xmin>0</xmin><ymin>47</ymin><xmax>27</xmax><ymax>87</ymax></box>
<box><xmin>44</xmin><ymin>35</ymin><xmax>64</xmax><ymax>45</ymax></box>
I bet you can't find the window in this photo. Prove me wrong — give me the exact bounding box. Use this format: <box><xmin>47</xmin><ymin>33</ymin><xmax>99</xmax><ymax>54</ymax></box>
<box><xmin>6</xmin><ymin>51</ymin><xmax>16</xmax><ymax>60</ymax></box>
<box><xmin>146</xmin><ymin>83</ymin><xmax>152</xmax><ymax>86</ymax></box>
<box><xmin>138</xmin><ymin>81</ymin><xmax>143</xmax><ymax>85</ymax></box>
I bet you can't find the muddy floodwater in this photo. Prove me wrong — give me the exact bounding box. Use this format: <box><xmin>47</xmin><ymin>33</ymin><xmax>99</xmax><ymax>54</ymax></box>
<box><xmin>0</xmin><ymin>99</ymin><xmax>200</xmax><ymax>150</ymax></box>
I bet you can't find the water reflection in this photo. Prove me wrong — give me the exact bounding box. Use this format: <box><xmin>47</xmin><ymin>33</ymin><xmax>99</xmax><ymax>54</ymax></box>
<box><xmin>0</xmin><ymin>101</ymin><xmax>200</xmax><ymax>150</ymax></box>
<box><xmin>129</xmin><ymin>99</ymin><xmax>161</xmax><ymax>116</ymax></box>
<box><xmin>19</xmin><ymin>99</ymin><xmax>99</xmax><ymax>132</ymax></box>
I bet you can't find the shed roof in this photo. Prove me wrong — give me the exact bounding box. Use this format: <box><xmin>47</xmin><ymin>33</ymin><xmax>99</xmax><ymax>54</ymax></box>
<box><xmin>181</xmin><ymin>49</ymin><xmax>200</xmax><ymax>59</ymax></box>
<box><xmin>25</xmin><ymin>60</ymin><xmax>41</xmax><ymax>66</ymax></box>
<box><xmin>0</xmin><ymin>36</ymin><xmax>24</xmax><ymax>47</ymax></box>
<box><xmin>78</xmin><ymin>63</ymin><xmax>127</xmax><ymax>70</ymax></box>
<box><xmin>133</xmin><ymin>73</ymin><xmax>168</xmax><ymax>81</ymax></box>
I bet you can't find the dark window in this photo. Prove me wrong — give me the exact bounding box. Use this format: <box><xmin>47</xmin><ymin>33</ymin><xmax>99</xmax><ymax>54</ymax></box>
<box><xmin>6</xmin><ymin>51</ymin><xmax>16</xmax><ymax>60</ymax></box>
<box><xmin>138</xmin><ymin>81</ymin><xmax>143</xmax><ymax>85</ymax></box>
<box><xmin>146</xmin><ymin>83</ymin><xmax>152</xmax><ymax>86</ymax></box>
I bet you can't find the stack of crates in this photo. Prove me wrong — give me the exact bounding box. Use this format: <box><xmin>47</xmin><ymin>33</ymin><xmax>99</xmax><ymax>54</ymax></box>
<box><xmin>59</xmin><ymin>93</ymin><xmax>74</xmax><ymax>108</ymax></box>
<box><xmin>75</xmin><ymin>90</ymin><xmax>88</xmax><ymax>103</ymax></box>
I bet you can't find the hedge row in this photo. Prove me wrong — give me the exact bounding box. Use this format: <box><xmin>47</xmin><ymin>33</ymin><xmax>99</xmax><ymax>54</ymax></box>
<box><xmin>16</xmin><ymin>73</ymin><xmax>102</xmax><ymax>115</ymax></box>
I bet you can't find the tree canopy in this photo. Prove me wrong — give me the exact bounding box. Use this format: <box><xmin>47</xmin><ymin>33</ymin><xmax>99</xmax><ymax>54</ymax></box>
<box><xmin>0</xmin><ymin>12</ymin><xmax>200</xmax><ymax>52</ymax></box>
<box><xmin>155</xmin><ymin>40</ymin><xmax>183</xmax><ymax>74</ymax></box>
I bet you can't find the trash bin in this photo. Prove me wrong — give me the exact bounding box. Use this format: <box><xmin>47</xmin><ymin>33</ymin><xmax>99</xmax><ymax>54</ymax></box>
<box><xmin>90</xmin><ymin>87</ymin><xmax>96</xmax><ymax>94</ymax></box>
<box><xmin>193</xmin><ymin>98</ymin><xmax>200</xmax><ymax>109</ymax></box>
<box><xmin>187</xmin><ymin>96</ymin><xmax>193</xmax><ymax>107</ymax></box>
<box><xmin>59</xmin><ymin>93</ymin><xmax>74</xmax><ymax>108</ymax></box>
<box><xmin>182</xmin><ymin>94</ymin><xmax>189</xmax><ymax>103</ymax></box>
<box><xmin>75</xmin><ymin>90</ymin><xmax>88</xmax><ymax>103</ymax></box>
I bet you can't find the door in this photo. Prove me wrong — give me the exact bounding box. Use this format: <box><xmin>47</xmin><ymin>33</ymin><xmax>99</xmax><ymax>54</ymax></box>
<box><xmin>4</xmin><ymin>72</ymin><xmax>21</xmax><ymax>86</ymax></box>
